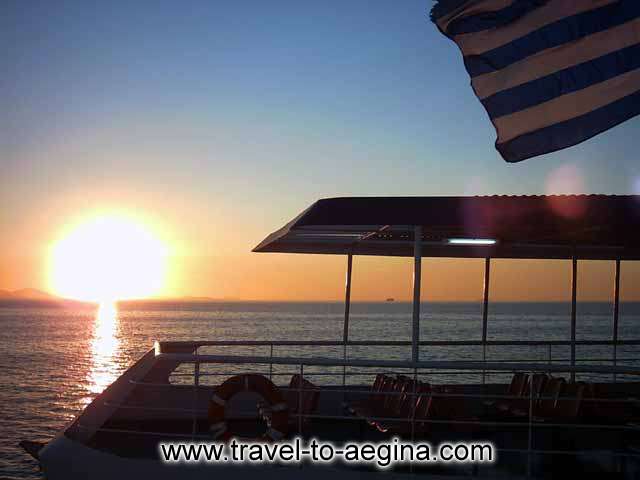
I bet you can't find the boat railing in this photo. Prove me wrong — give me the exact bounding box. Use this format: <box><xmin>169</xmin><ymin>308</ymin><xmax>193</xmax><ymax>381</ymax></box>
<box><xmin>75</xmin><ymin>341</ymin><xmax>640</xmax><ymax>477</ymax></box>
<box><xmin>156</xmin><ymin>339</ymin><xmax>640</xmax><ymax>384</ymax></box>
<box><xmin>157</xmin><ymin>339</ymin><xmax>640</xmax><ymax>347</ymax></box>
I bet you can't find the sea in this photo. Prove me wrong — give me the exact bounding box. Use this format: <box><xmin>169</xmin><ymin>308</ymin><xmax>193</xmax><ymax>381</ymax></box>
<box><xmin>1</xmin><ymin>300</ymin><xmax>639</xmax><ymax>479</ymax></box>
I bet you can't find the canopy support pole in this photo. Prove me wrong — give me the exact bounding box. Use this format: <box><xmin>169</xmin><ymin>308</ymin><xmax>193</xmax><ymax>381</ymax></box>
<box><xmin>342</xmin><ymin>253</ymin><xmax>353</xmax><ymax>389</ymax></box>
<box><xmin>570</xmin><ymin>257</ymin><xmax>577</xmax><ymax>382</ymax></box>
<box><xmin>412</xmin><ymin>226</ymin><xmax>422</xmax><ymax>362</ymax></box>
<box><xmin>482</xmin><ymin>258</ymin><xmax>491</xmax><ymax>384</ymax></box>
<box><xmin>343</xmin><ymin>253</ymin><xmax>353</xmax><ymax>345</ymax></box>
<box><xmin>613</xmin><ymin>259</ymin><xmax>621</xmax><ymax>382</ymax></box>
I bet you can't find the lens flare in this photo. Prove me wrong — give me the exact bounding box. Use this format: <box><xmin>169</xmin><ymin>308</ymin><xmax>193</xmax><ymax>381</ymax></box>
<box><xmin>545</xmin><ymin>163</ymin><xmax>586</xmax><ymax>219</ymax></box>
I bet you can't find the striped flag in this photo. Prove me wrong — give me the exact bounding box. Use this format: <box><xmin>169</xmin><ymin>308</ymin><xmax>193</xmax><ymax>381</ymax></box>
<box><xmin>430</xmin><ymin>0</ymin><xmax>640</xmax><ymax>162</ymax></box>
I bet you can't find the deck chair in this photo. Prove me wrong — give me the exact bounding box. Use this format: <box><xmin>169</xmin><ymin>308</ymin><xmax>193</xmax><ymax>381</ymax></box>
<box><xmin>508</xmin><ymin>373</ymin><xmax>549</xmax><ymax>417</ymax></box>
<box><xmin>578</xmin><ymin>382</ymin><xmax>601</xmax><ymax>419</ymax></box>
<box><xmin>349</xmin><ymin>374</ymin><xmax>396</xmax><ymax>419</ymax></box>
<box><xmin>545</xmin><ymin>381</ymin><xmax>585</xmax><ymax>421</ymax></box>
<box><xmin>380</xmin><ymin>377</ymin><xmax>405</xmax><ymax>412</ymax></box>
<box><xmin>393</xmin><ymin>378</ymin><xmax>420</xmax><ymax>419</ymax></box>
<box><xmin>262</xmin><ymin>375</ymin><xmax>321</xmax><ymax>435</ymax></box>
<box><xmin>288</xmin><ymin>378</ymin><xmax>321</xmax><ymax>434</ymax></box>
<box><xmin>363</xmin><ymin>376</ymin><xmax>409</xmax><ymax>425</ymax></box>
<box><xmin>382</xmin><ymin>376</ymin><xmax>413</xmax><ymax>417</ymax></box>
<box><xmin>485</xmin><ymin>372</ymin><xmax>529</xmax><ymax>414</ymax></box>
<box><xmin>375</xmin><ymin>382</ymin><xmax>432</xmax><ymax>435</ymax></box>
<box><xmin>369</xmin><ymin>376</ymin><xmax>418</xmax><ymax>426</ymax></box>
<box><xmin>345</xmin><ymin>374</ymin><xmax>387</xmax><ymax>415</ymax></box>
<box><xmin>531</xmin><ymin>376</ymin><xmax>566</xmax><ymax>420</ymax></box>
<box><xmin>285</xmin><ymin>374</ymin><xmax>303</xmax><ymax>411</ymax></box>
<box><xmin>258</xmin><ymin>374</ymin><xmax>301</xmax><ymax>417</ymax></box>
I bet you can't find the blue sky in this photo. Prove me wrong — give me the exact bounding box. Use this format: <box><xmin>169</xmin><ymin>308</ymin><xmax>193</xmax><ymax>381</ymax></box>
<box><xmin>4</xmin><ymin>0</ymin><xmax>639</xmax><ymax>201</ymax></box>
<box><xmin>2</xmin><ymin>0</ymin><xmax>640</xmax><ymax>298</ymax></box>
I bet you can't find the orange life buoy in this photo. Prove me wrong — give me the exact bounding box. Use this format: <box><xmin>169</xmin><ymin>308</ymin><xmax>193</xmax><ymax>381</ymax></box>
<box><xmin>208</xmin><ymin>374</ymin><xmax>289</xmax><ymax>441</ymax></box>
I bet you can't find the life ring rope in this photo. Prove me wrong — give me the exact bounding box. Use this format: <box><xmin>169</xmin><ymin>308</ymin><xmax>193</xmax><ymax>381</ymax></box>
<box><xmin>208</xmin><ymin>374</ymin><xmax>288</xmax><ymax>442</ymax></box>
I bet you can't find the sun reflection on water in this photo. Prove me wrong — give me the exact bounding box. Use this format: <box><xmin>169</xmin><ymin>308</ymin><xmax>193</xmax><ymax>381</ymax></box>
<box><xmin>86</xmin><ymin>301</ymin><xmax>121</xmax><ymax>400</ymax></box>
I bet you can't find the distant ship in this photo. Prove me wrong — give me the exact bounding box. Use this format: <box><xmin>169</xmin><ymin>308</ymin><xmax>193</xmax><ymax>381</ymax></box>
<box><xmin>386</xmin><ymin>297</ymin><xmax>394</xmax><ymax>302</ymax></box>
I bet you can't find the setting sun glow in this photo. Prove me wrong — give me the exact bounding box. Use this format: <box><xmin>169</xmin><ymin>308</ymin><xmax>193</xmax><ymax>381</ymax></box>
<box><xmin>49</xmin><ymin>214</ymin><xmax>167</xmax><ymax>302</ymax></box>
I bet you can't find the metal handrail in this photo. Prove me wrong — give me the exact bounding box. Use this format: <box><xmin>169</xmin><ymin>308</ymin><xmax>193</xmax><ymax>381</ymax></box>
<box><xmin>167</xmin><ymin>357</ymin><xmax>640</xmax><ymax>377</ymax></box>
<box><xmin>157</xmin><ymin>352</ymin><xmax>640</xmax><ymax>375</ymax></box>
<box><xmin>158</xmin><ymin>339</ymin><xmax>640</xmax><ymax>348</ymax></box>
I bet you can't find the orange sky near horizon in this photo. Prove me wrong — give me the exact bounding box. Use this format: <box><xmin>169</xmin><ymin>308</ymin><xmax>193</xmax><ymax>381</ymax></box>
<box><xmin>1</xmin><ymin>187</ymin><xmax>639</xmax><ymax>303</ymax></box>
<box><xmin>1</xmin><ymin>210</ymin><xmax>639</xmax><ymax>303</ymax></box>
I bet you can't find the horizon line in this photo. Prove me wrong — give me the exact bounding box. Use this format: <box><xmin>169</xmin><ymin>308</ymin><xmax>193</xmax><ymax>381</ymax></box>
<box><xmin>1</xmin><ymin>288</ymin><xmax>637</xmax><ymax>304</ymax></box>
<box><xmin>1</xmin><ymin>296</ymin><xmax>638</xmax><ymax>305</ymax></box>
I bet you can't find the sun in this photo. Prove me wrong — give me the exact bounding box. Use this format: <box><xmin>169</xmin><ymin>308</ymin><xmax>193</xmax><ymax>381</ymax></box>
<box><xmin>49</xmin><ymin>214</ymin><xmax>168</xmax><ymax>303</ymax></box>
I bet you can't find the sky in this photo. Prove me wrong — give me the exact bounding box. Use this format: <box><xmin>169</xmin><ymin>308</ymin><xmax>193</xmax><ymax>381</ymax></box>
<box><xmin>2</xmin><ymin>0</ymin><xmax>640</xmax><ymax>302</ymax></box>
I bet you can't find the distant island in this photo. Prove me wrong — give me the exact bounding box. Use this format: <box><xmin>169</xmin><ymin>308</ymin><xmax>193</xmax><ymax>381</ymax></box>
<box><xmin>0</xmin><ymin>288</ymin><xmax>57</xmax><ymax>300</ymax></box>
<box><xmin>0</xmin><ymin>288</ymin><xmax>90</xmax><ymax>308</ymax></box>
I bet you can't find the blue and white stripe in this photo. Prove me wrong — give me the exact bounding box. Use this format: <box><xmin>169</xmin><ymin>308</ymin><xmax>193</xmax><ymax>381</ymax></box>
<box><xmin>431</xmin><ymin>0</ymin><xmax>640</xmax><ymax>162</ymax></box>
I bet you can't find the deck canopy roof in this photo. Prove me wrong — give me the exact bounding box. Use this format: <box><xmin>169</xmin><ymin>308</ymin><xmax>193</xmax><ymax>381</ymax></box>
<box><xmin>253</xmin><ymin>195</ymin><xmax>640</xmax><ymax>260</ymax></box>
